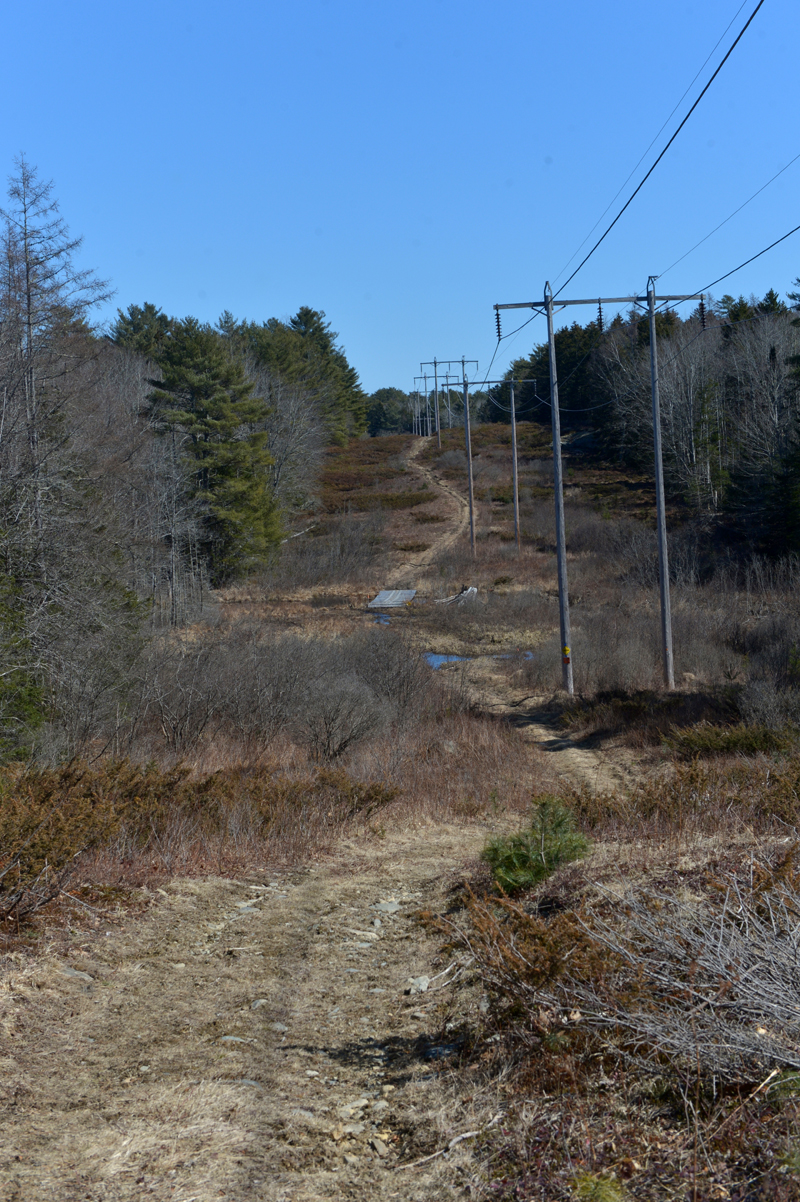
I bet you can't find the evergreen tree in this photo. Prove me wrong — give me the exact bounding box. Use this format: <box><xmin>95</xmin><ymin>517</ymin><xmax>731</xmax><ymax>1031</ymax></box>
<box><xmin>366</xmin><ymin>387</ymin><xmax>411</xmax><ymax>434</ymax></box>
<box><xmin>499</xmin><ymin>319</ymin><xmax>608</xmax><ymax>430</ymax></box>
<box><xmin>149</xmin><ymin>319</ymin><xmax>281</xmax><ymax>583</ymax></box>
<box><xmin>112</xmin><ymin>302</ymin><xmax>173</xmax><ymax>358</ymax></box>
<box><xmin>236</xmin><ymin>306</ymin><xmax>366</xmax><ymax>443</ymax></box>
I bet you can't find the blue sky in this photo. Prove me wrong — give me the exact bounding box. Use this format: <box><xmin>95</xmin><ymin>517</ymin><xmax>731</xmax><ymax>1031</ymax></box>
<box><xmin>2</xmin><ymin>0</ymin><xmax>796</xmax><ymax>393</ymax></box>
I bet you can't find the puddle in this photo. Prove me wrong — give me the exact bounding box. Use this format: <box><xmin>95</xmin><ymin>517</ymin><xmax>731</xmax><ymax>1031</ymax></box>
<box><xmin>373</xmin><ymin>614</ymin><xmax>391</xmax><ymax>626</ymax></box>
<box><xmin>424</xmin><ymin>651</ymin><xmax>533</xmax><ymax>669</ymax></box>
<box><xmin>425</xmin><ymin>653</ymin><xmax>470</xmax><ymax>669</ymax></box>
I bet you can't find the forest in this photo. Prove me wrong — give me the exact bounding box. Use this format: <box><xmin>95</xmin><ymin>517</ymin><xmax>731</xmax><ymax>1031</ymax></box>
<box><xmin>494</xmin><ymin>287</ymin><xmax>800</xmax><ymax>550</ymax></box>
<box><xmin>0</xmin><ymin>157</ymin><xmax>372</xmax><ymax>763</ymax></box>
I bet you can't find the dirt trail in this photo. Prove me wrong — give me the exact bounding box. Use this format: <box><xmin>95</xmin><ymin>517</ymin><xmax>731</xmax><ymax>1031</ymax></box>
<box><xmin>1</xmin><ymin>821</ymin><xmax>499</xmax><ymax>1202</ymax></box>
<box><xmin>469</xmin><ymin>662</ymin><xmax>640</xmax><ymax>795</ymax></box>
<box><xmin>389</xmin><ymin>438</ymin><xmax>635</xmax><ymax>795</ymax></box>
<box><xmin>387</xmin><ymin>438</ymin><xmax>469</xmax><ymax>588</ymax></box>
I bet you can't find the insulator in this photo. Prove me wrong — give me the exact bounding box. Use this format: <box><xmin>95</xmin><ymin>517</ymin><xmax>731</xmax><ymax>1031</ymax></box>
<box><xmin>699</xmin><ymin>296</ymin><xmax>706</xmax><ymax>330</ymax></box>
<box><xmin>597</xmin><ymin>300</ymin><xmax>604</xmax><ymax>334</ymax></box>
<box><xmin>495</xmin><ymin>308</ymin><xmax>502</xmax><ymax>341</ymax></box>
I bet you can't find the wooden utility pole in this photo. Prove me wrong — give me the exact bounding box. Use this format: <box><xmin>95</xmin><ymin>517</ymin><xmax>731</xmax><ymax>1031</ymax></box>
<box><xmin>494</xmin><ymin>283</ymin><xmax>702</xmax><ymax>693</ymax></box>
<box><xmin>478</xmin><ymin>376</ymin><xmax>535</xmax><ymax>553</ymax></box>
<box><xmin>433</xmin><ymin>358</ymin><xmax>441</xmax><ymax>448</ymax></box>
<box><xmin>509</xmin><ymin>379</ymin><xmax>521</xmax><ymax>553</ymax></box>
<box><xmin>648</xmin><ymin>277</ymin><xmax>675</xmax><ymax>689</ymax></box>
<box><xmin>462</xmin><ymin>368</ymin><xmax>476</xmax><ymax>558</ymax></box>
<box><xmin>544</xmin><ymin>283</ymin><xmax>574</xmax><ymax>694</ymax></box>
<box><xmin>423</xmin><ymin>373</ymin><xmax>430</xmax><ymax>436</ymax></box>
<box><xmin>422</xmin><ymin>358</ymin><xmax>466</xmax><ymax>447</ymax></box>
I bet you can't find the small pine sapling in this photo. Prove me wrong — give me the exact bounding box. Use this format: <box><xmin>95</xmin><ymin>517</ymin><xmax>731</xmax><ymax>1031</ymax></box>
<box><xmin>481</xmin><ymin>795</ymin><xmax>589</xmax><ymax>894</ymax></box>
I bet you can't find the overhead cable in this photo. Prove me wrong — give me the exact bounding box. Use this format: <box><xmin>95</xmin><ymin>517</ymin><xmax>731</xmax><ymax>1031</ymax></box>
<box><xmin>553</xmin><ymin>0</ymin><xmax>766</xmax><ymax>300</ymax></box>
<box><xmin>552</xmin><ymin>0</ymin><xmax>751</xmax><ymax>288</ymax></box>
<box><xmin>694</xmin><ymin>220</ymin><xmax>800</xmax><ymax>297</ymax></box>
<box><xmin>659</xmin><ymin>150</ymin><xmax>800</xmax><ymax>280</ymax></box>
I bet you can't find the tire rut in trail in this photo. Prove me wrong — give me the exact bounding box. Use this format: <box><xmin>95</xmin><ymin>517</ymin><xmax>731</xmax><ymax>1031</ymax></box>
<box><xmin>0</xmin><ymin>822</ymin><xmax>496</xmax><ymax>1201</ymax></box>
<box><xmin>468</xmin><ymin>663</ymin><xmax>644</xmax><ymax>795</ymax></box>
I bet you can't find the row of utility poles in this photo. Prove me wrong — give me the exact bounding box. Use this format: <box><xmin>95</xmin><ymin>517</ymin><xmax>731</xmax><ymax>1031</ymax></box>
<box><xmin>413</xmin><ymin>359</ymin><xmax>478</xmax><ymax>445</ymax></box>
<box><xmin>415</xmin><ymin>280</ymin><xmax>698</xmax><ymax>697</ymax></box>
<box><xmin>495</xmin><ymin>279</ymin><xmax>702</xmax><ymax>695</ymax></box>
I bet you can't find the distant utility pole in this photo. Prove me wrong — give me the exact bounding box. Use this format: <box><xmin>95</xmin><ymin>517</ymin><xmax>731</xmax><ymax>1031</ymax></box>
<box><xmin>483</xmin><ymin>376</ymin><xmax>536</xmax><ymax>553</ymax></box>
<box><xmin>462</xmin><ymin>366</ymin><xmax>476</xmax><ymax>558</ymax></box>
<box><xmin>507</xmin><ymin>378</ymin><xmax>535</xmax><ymax>551</ymax></box>
<box><xmin>494</xmin><ymin>282</ymin><xmax>702</xmax><ymax>693</ymax></box>
<box><xmin>510</xmin><ymin>380</ymin><xmax>520</xmax><ymax>552</ymax></box>
<box><xmin>421</xmin><ymin>359</ymin><xmax>475</xmax><ymax>439</ymax></box>
<box><xmin>443</xmin><ymin>372</ymin><xmax>454</xmax><ymax>427</ymax></box>
<box><xmin>413</xmin><ymin>377</ymin><xmax>427</xmax><ymax>436</ymax></box>
<box><xmin>459</xmin><ymin>359</ymin><xmax>479</xmax><ymax>557</ymax></box>
<box><xmin>420</xmin><ymin>372</ymin><xmax>427</xmax><ymax>439</ymax></box>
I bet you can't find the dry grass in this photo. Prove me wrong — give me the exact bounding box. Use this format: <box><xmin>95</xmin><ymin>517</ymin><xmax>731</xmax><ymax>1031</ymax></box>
<box><xmin>432</xmin><ymin>817</ymin><xmax>800</xmax><ymax>1199</ymax></box>
<box><xmin>1</xmin><ymin>704</ymin><xmax>546</xmax><ymax>947</ymax></box>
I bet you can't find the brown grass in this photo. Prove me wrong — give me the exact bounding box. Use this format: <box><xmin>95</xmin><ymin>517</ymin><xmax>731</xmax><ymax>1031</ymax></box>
<box><xmin>0</xmin><ymin>704</ymin><xmax>547</xmax><ymax>945</ymax></box>
<box><xmin>432</xmin><ymin>779</ymin><xmax>800</xmax><ymax>1200</ymax></box>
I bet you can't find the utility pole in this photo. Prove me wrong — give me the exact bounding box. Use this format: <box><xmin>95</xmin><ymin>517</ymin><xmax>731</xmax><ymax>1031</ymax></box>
<box><xmin>413</xmin><ymin>378</ymin><xmax>426</xmax><ymax>436</ymax></box>
<box><xmin>423</xmin><ymin>373</ymin><xmax>429</xmax><ymax>436</ymax></box>
<box><xmin>494</xmin><ymin>283</ymin><xmax>701</xmax><ymax>693</ymax></box>
<box><xmin>421</xmin><ymin>360</ymin><xmax>475</xmax><ymax>436</ymax></box>
<box><xmin>484</xmin><ymin>376</ymin><xmax>537</xmax><ymax>554</ymax></box>
<box><xmin>648</xmin><ymin>277</ymin><xmax>674</xmax><ymax>689</ymax></box>
<box><xmin>510</xmin><ymin>379</ymin><xmax>520</xmax><ymax>552</ymax></box>
<box><xmin>462</xmin><ymin>367</ymin><xmax>476</xmax><ymax>558</ymax></box>
<box><xmin>544</xmin><ymin>283</ymin><xmax>573</xmax><ymax>694</ymax></box>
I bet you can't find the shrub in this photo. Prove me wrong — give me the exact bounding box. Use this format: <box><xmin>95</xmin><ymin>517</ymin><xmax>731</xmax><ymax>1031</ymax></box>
<box><xmin>481</xmin><ymin>796</ymin><xmax>589</xmax><ymax>893</ymax></box>
<box><xmin>326</xmin><ymin>489</ymin><xmax>431</xmax><ymax>513</ymax></box>
<box><xmin>572</xmin><ymin>1174</ymin><xmax>629</xmax><ymax>1202</ymax></box>
<box><xmin>0</xmin><ymin>759</ymin><xmax>398</xmax><ymax>923</ymax></box>
<box><xmin>665</xmin><ymin>721</ymin><xmax>795</xmax><ymax>758</ymax></box>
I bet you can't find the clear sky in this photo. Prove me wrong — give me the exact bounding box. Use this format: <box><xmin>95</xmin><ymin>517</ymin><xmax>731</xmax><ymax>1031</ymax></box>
<box><xmin>2</xmin><ymin>0</ymin><xmax>796</xmax><ymax>394</ymax></box>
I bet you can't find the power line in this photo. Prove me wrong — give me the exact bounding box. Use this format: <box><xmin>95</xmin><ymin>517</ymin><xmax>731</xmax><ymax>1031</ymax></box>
<box><xmin>658</xmin><ymin>150</ymin><xmax>800</xmax><ymax>280</ymax></box>
<box><xmin>551</xmin><ymin>0</ymin><xmax>752</xmax><ymax>289</ymax></box>
<box><xmin>553</xmin><ymin>0</ymin><xmax>766</xmax><ymax>300</ymax></box>
<box><xmin>694</xmin><ymin>220</ymin><xmax>800</xmax><ymax>298</ymax></box>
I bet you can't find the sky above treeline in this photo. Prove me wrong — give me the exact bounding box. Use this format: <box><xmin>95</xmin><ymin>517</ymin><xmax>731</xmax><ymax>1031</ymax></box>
<box><xmin>2</xmin><ymin>0</ymin><xmax>796</xmax><ymax>393</ymax></box>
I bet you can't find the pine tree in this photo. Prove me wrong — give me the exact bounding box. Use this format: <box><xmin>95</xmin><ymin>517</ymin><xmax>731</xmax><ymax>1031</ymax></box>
<box><xmin>112</xmin><ymin>302</ymin><xmax>173</xmax><ymax>358</ymax></box>
<box><xmin>149</xmin><ymin>319</ymin><xmax>281</xmax><ymax>583</ymax></box>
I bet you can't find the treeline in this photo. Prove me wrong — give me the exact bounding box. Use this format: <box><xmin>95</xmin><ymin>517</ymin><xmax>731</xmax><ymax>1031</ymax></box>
<box><xmin>0</xmin><ymin>155</ymin><xmax>365</xmax><ymax>759</ymax></box>
<box><xmin>488</xmin><ymin>288</ymin><xmax>800</xmax><ymax>551</ymax></box>
<box><xmin>365</xmin><ymin>386</ymin><xmax>489</xmax><ymax>435</ymax></box>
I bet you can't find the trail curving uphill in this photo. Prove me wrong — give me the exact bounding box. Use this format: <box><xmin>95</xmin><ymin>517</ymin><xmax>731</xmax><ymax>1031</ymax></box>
<box><xmin>386</xmin><ymin>439</ymin><xmax>642</xmax><ymax>795</ymax></box>
<box><xmin>387</xmin><ymin>437</ymin><xmax>470</xmax><ymax>588</ymax></box>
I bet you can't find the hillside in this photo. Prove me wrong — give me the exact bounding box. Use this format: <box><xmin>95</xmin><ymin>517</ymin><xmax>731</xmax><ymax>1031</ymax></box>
<box><xmin>4</xmin><ymin>426</ymin><xmax>800</xmax><ymax>1201</ymax></box>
